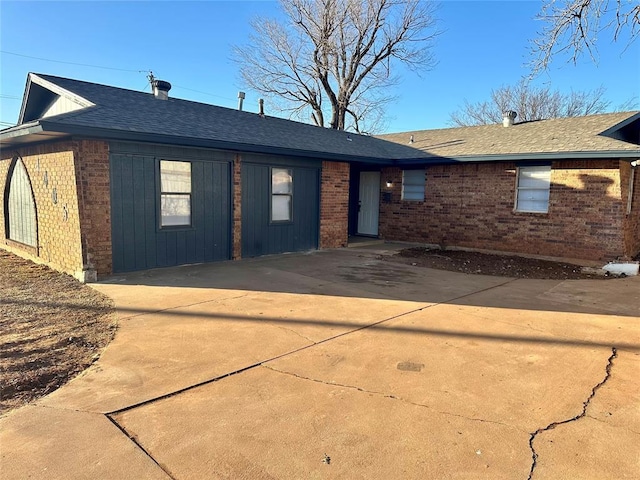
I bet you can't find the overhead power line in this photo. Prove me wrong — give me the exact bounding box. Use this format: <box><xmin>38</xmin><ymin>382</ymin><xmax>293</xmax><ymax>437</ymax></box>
<box><xmin>0</xmin><ymin>50</ymin><xmax>148</xmax><ymax>73</ymax></box>
<box><xmin>1</xmin><ymin>50</ymin><xmax>249</xmax><ymax>108</ymax></box>
<box><xmin>171</xmin><ymin>84</ymin><xmax>237</xmax><ymax>103</ymax></box>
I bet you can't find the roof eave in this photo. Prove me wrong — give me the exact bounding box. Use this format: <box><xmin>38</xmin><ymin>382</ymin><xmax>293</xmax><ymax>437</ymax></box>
<box><xmin>4</xmin><ymin>121</ymin><xmax>397</xmax><ymax>164</ymax></box>
<box><xmin>1</xmin><ymin>121</ymin><xmax>45</xmax><ymax>139</ymax></box>
<box><xmin>396</xmin><ymin>150</ymin><xmax>640</xmax><ymax>166</ymax></box>
<box><xmin>17</xmin><ymin>74</ymin><xmax>34</xmax><ymax>125</ymax></box>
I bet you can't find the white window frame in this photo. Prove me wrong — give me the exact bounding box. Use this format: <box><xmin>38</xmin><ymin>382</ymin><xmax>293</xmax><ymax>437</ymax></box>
<box><xmin>271</xmin><ymin>167</ymin><xmax>293</xmax><ymax>223</ymax></box>
<box><xmin>159</xmin><ymin>160</ymin><xmax>192</xmax><ymax>228</ymax></box>
<box><xmin>401</xmin><ymin>169</ymin><xmax>425</xmax><ymax>201</ymax></box>
<box><xmin>515</xmin><ymin>165</ymin><xmax>551</xmax><ymax>213</ymax></box>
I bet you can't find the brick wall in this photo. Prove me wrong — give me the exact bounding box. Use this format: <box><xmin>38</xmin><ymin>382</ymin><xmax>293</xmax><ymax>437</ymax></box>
<box><xmin>621</xmin><ymin>160</ymin><xmax>640</xmax><ymax>259</ymax></box>
<box><xmin>74</xmin><ymin>140</ymin><xmax>112</xmax><ymax>277</ymax></box>
<box><xmin>1</xmin><ymin>142</ymin><xmax>84</xmax><ymax>276</ymax></box>
<box><xmin>1</xmin><ymin>139</ymin><xmax>112</xmax><ymax>280</ymax></box>
<box><xmin>320</xmin><ymin>161</ymin><xmax>349</xmax><ymax>248</ymax></box>
<box><xmin>379</xmin><ymin>159</ymin><xmax>628</xmax><ymax>262</ymax></box>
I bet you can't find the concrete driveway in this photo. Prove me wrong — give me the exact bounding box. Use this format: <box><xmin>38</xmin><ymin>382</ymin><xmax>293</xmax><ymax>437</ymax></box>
<box><xmin>1</xmin><ymin>244</ymin><xmax>639</xmax><ymax>479</ymax></box>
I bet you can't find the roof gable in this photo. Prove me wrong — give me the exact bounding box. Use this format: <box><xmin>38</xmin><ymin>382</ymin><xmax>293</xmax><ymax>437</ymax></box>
<box><xmin>599</xmin><ymin>115</ymin><xmax>640</xmax><ymax>145</ymax></box>
<box><xmin>19</xmin><ymin>73</ymin><xmax>95</xmax><ymax>124</ymax></box>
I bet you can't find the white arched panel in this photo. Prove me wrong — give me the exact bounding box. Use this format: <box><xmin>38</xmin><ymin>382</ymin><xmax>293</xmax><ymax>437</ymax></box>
<box><xmin>7</xmin><ymin>158</ymin><xmax>37</xmax><ymax>247</ymax></box>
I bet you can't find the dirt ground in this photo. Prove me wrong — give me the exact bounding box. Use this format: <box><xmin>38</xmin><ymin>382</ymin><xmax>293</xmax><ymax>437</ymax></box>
<box><xmin>0</xmin><ymin>251</ymin><xmax>116</xmax><ymax>414</ymax></box>
<box><xmin>0</xmin><ymin>245</ymin><xmax>623</xmax><ymax>415</ymax></box>
<box><xmin>385</xmin><ymin>246</ymin><xmax>616</xmax><ymax>280</ymax></box>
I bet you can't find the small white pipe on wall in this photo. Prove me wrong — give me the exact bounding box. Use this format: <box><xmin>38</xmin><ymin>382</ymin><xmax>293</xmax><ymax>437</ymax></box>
<box><xmin>628</xmin><ymin>164</ymin><xmax>636</xmax><ymax>215</ymax></box>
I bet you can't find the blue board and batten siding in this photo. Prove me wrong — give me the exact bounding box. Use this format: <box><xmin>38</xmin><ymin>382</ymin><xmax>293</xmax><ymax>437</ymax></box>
<box><xmin>242</xmin><ymin>156</ymin><xmax>320</xmax><ymax>258</ymax></box>
<box><xmin>109</xmin><ymin>142</ymin><xmax>232</xmax><ymax>273</ymax></box>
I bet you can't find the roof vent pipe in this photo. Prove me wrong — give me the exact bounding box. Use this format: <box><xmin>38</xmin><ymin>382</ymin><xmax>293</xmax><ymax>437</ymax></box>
<box><xmin>152</xmin><ymin>80</ymin><xmax>172</xmax><ymax>100</ymax></box>
<box><xmin>259</xmin><ymin>98</ymin><xmax>265</xmax><ymax>117</ymax></box>
<box><xmin>502</xmin><ymin>110</ymin><xmax>517</xmax><ymax>127</ymax></box>
<box><xmin>237</xmin><ymin>91</ymin><xmax>245</xmax><ymax>111</ymax></box>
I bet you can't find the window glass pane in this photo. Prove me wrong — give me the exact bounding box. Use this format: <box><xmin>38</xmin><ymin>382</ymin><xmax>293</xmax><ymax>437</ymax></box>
<box><xmin>518</xmin><ymin>167</ymin><xmax>550</xmax><ymax>188</ymax></box>
<box><xmin>517</xmin><ymin>198</ymin><xmax>549</xmax><ymax>212</ymax></box>
<box><xmin>402</xmin><ymin>169</ymin><xmax>425</xmax><ymax>201</ymax></box>
<box><xmin>272</xmin><ymin>195</ymin><xmax>291</xmax><ymax>221</ymax></box>
<box><xmin>516</xmin><ymin>166</ymin><xmax>551</xmax><ymax>212</ymax></box>
<box><xmin>272</xmin><ymin>168</ymin><xmax>292</xmax><ymax>194</ymax></box>
<box><xmin>161</xmin><ymin>194</ymin><xmax>191</xmax><ymax>226</ymax></box>
<box><xmin>161</xmin><ymin>160</ymin><xmax>191</xmax><ymax>193</ymax></box>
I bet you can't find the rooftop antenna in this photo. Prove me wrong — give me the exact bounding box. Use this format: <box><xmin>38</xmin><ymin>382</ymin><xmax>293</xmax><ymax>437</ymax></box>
<box><xmin>147</xmin><ymin>71</ymin><xmax>156</xmax><ymax>91</ymax></box>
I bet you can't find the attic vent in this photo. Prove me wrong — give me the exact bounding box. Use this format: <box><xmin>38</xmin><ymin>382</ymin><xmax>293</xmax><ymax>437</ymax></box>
<box><xmin>503</xmin><ymin>111</ymin><xmax>517</xmax><ymax>127</ymax></box>
<box><xmin>152</xmin><ymin>80</ymin><xmax>172</xmax><ymax>100</ymax></box>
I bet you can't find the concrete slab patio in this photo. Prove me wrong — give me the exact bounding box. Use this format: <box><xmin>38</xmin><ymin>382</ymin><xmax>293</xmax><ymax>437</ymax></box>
<box><xmin>1</xmin><ymin>244</ymin><xmax>639</xmax><ymax>479</ymax></box>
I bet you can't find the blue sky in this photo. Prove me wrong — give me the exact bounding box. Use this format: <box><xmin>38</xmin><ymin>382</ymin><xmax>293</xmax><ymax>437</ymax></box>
<box><xmin>1</xmin><ymin>0</ymin><xmax>638</xmax><ymax>132</ymax></box>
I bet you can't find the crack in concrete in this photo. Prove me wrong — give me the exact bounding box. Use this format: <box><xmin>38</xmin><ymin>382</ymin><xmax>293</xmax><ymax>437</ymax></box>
<box><xmin>107</xmin><ymin>277</ymin><xmax>519</xmax><ymax>416</ymax></box>
<box><xmin>105</xmin><ymin>414</ymin><xmax>175</xmax><ymax>480</ymax></box>
<box><xmin>584</xmin><ymin>414</ymin><xmax>640</xmax><ymax>435</ymax></box>
<box><xmin>527</xmin><ymin>347</ymin><xmax>617</xmax><ymax>480</ymax></box>
<box><xmin>275</xmin><ymin>325</ymin><xmax>315</xmax><ymax>344</ymax></box>
<box><xmin>262</xmin><ymin>365</ymin><xmax>516</xmax><ymax>429</ymax></box>
<box><xmin>118</xmin><ymin>293</ymin><xmax>252</xmax><ymax>321</ymax></box>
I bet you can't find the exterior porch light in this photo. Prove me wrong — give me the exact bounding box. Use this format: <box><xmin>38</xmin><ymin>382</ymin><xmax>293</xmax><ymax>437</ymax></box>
<box><xmin>386</xmin><ymin>180</ymin><xmax>393</xmax><ymax>188</ymax></box>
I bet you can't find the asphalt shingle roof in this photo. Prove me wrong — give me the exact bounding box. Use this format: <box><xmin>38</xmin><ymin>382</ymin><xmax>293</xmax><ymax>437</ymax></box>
<box><xmin>3</xmin><ymin>74</ymin><xmax>638</xmax><ymax>164</ymax></box>
<box><xmin>15</xmin><ymin>74</ymin><xmax>431</xmax><ymax>163</ymax></box>
<box><xmin>378</xmin><ymin>112</ymin><xmax>640</xmax><ymax>160</ymax></box>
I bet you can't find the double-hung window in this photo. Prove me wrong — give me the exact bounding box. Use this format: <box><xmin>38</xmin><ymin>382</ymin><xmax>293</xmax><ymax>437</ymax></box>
<box><xmin>402</xmin><ymin>169</ymin><xmax>425</xmax><ymax>201</ymax></box>
<box><xmin>160</xmin><ymin>160</ymin><xmax>191</xmax><ymax>227</ymax></box>
<box><xmin>271</xmin><ymin>167</ymin><xmax>293</xmax><ymax>222</ymax></box>
<box><xmin>515</xmin><ymin>166</ymin><xmax>551</xmax><ymax>213</ymax></box>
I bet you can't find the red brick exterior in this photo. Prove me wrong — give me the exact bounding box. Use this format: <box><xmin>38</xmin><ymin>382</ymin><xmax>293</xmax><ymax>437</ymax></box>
<box><xmin>2</xmin><ymin>143</ymin><xmax>352</xmax><ymax>279</ymax></box>
<box><xmin>379</xmin><ymin>159</ymin><xmax>638</xmax><ymax>262</ymax></box>
<box><xmin>320</xmin><ymin>161</ymin><xmax>349</xmax><ymax>248</ymax></box>
<box><xmin>74</xmin><ymin>140</ymin><xmax>112</xmax><ymax>276</ymax></box>
<box><xmin>5</xmin><ymin>137</ymin><xmax>631</xmax><ymax>276</ymax></box>
<box><xmin>1</xmin><ymin>140</ymin><xmax>111</xmax><ymax>280</ymax></box>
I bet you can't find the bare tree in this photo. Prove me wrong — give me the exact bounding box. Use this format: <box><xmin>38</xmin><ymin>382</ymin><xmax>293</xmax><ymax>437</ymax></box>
<box><xmin>449</xmin><ymin>81</ymin><xmax>612</xmax><ymax>127</ymax></box>
<box><xmin>233</xmin><ymin>0</ymin><xmax>439</xmax><ymax>133</ymax></box>
<box><xmin>531</xmin><ymin>0</ymin><xmax>639</xmax><ymax>73</ymax></box>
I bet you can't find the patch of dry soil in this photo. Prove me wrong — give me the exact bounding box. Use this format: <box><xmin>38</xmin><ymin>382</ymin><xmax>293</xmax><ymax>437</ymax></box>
<box><xmin>385</xmin><ymin>247</ymin><xmax>614</xmax><ymax>280</ymax></box>
<box><xmin>0</xmin><ymin>251</ymin><xmax>116</xmax><ymax>414</ymax></box>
